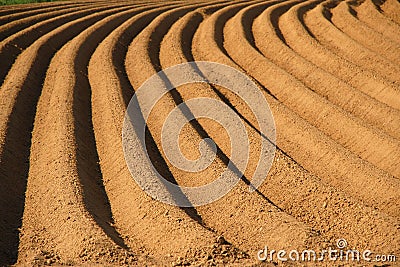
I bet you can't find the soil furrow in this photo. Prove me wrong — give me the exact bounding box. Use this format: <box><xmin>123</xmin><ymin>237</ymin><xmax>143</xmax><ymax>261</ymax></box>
<box><xmin>0</xmin><ymin>4</ymin><xmax>140</xmax><ymax>161</ymax></box>
<box><xmin>89</xmin><ymin>3</ymin><xmax>255</xmax><ymax>265</ymax></box>
<box><xmin>252</xmin><ymin>1</ymin><xmax>400</xmax><ymax>141</ymax></box>
<box><xmin>279</xmin><ymin>0</ymin><xmax>400</xmax><ymax>111</ymax></box>
<box><xmin>70</xmin><ymin>4</ymin><xmax>156</xmax><ymax>253</ymax></box>
<box><xmin>0</xmin><ymin>4</ymin><xmax>62</xmax><ymax>16</ymax></box>
<box><xmin>0</xmin><ymin>2</ymin><xmax>112</xmax><ymax>41</ymax></box>
<box><xmin>355</xmin><ymin>0</ymin><xmax>400</xmax><ymax>45</ymax></box>
<box><xmin>222</xmin><ymin>2</ymin><xmax>400</xmax><ymax>218</ymax></box>
<box><xmin>192</xmin><ymin>0</ymin><xmax>400</xmax><ymax>259</ymax></box>
<box><xmin>0</xmin><ymin>3</ymin><xmax>82</xmax><ymax>19</ymax></box>
<box><xmin>0</xmin><ymin>0</ymin><xmax>398</xmax><ymax>265</ymax></box>
<box><xmin>0</xmin><ymin>5</ymin><xmax>145</xmax><ymax>266</ymax></box>
<box><xmin>380</xmin><ymin>0</ymin><xmax>400</xmax><ymax>24</ymax></box>
<box><xmin>330</xmin><ymin>1</ymin><xmax>400</xmax><ymax>65</ymax></box>
<box><xmin>125</xmin><ymin>2</ymin><xmax>266</xmax><ymax>265</ymax></box>
<box><xmin>0</xmin><ymin>3</ymin><xmax>126</xmax><ymax>88</ymax></box>
<box><xmin>303</xmin><ymin>1</ymin><xmax>400</xmax><ymax>84</ymax></box>
<box><xmin>229</xmin><ymin>3</ymin><xmax>400</xmax><ymax>179</ymax></box>
<box><xmin>159</xmin><ymin>0</ymin><xmax>325</xmax><ymax>257</ymax></box>
<box><xmin>0</xmin><ymin>4</ymin><xmax>141</xmax><ymax>266</ymax></box>
<box><xmin>125</xmin><ymin>0</ymin><xmax>225</xmax><ymax>233</ymax></box>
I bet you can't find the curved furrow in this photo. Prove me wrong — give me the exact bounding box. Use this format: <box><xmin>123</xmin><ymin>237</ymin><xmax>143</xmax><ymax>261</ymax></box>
<box><xmin>222</xmin><ymin>2</ymin><xmax>400</xmax><ymax>218</ymax></box>
<box><xmin>191</xmin><ymin>1</ymin><xmax>400</xmax><ymax>256</ymax></box>
<box><xmin>0</xmin><ymin>3</ymin><xmax>141</xmax><ymax>158</ymax></box>
<box><xmin>88</xmin><ymin>3</ymin><xmax>250</xmax><ymax>266</ymax></box>
<box><xmin>0</xmin><ymin>4</ymin><xmax>144</xmax><ymax>266</ymax></box>
<box><xmin>303</xmin><ymin>1</ymin><xmax>400</xmax><ymax>84</ymax></box>
<box><xmin>0</xmin><ymin>0</ymin><xmax>398</xmax><ymax>265</ymax></box>
<box><xmin>0</xmin><ymin>4</ymin><xmax>143</xmax><ymax>266</ymax></box>
<box><xmin>159</xmin><ymin>0</ymin><xmax>325</xmax><ymax>256</ymax></box>
<box><xmin>0</xmin><ymin>4</ymin><xmax>56</xmax><ymax>16</ymax></box>
<box><xmin>124</xmin><ymin>3</ymin><xmax>260</xmax><ymax>265</ymax></box>
<box><xmin>17</xmin><ymin>6</ymin><xmax>150</xmax><ymax>266</ymax></box>
<box><xmin>0</xmin><ymin>2</ymin><xmax>113</xmax><ymax>41</ymax></box>
<box><xmin>279</xmin><ymin>0</ymin><xmax>400</xmax><ymax>111</ymax></box>
<box><xmin>330</xmin><ymin>1</ymin><xmax>400</xmax><ymax>65</ymax></box>
<box><xmin>380</xmin><ymin>0</ymin><xmax>400</xmax><ymax>25</ymax></box>
<box><xmin>0</xmin><ymin>1</ymin><xmax>78</xmax><ymax>12</ymax></box>
<box><xmin>355</xmin><ymin>0</ymin><xmax>400</xmax><ymax>45</ymax></box>
<box><xmin>231</xmin><ymin>3</ymin><xmax>400</xmax><ymax>179</ymax></box>
<box><xmin>0</xmin><ymin>2</ymin><xmax>84</xmax><ymax>26</ymax></box>
<box><xmin>252</xmin><ymin>0</ymin><xmax>400</xmax><ymax>142</ymax></box>
<box><xmin>159</xmin><ymin>0</ymin><xmax>252</xmax><ymax>186</ymax></box>
<box><xmin>0</xmin><ymin>3</ymin><xmax>128</xmax><ymax>88</ymax></box>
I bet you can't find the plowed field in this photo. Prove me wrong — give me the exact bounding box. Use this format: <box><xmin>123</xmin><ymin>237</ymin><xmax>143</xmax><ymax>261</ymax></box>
<box><xmin>0</xmin><ymin>0</ymin><xmax>399</xmax><ymax>266</ymax></box>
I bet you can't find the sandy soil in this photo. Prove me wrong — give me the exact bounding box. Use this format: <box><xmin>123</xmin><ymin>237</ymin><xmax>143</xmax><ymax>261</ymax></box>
<box><xmin>0</xmin><ymin>0</ymin><xmax>399</xmax><ymax>266</ymax></box>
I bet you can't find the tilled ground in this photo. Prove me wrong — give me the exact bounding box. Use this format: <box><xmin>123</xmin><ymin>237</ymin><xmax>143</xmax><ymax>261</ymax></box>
<box><xmin>0</xmin><ymin>0</ymin><xmax>399</xmax><ymax>266</ymax></box>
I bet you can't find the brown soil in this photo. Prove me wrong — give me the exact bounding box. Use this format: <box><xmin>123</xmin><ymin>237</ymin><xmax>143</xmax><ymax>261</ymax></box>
<box><xmin>0</xmin><ymin>0</ymin><xmax>399</xmax><ymax>266</ymax></box>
